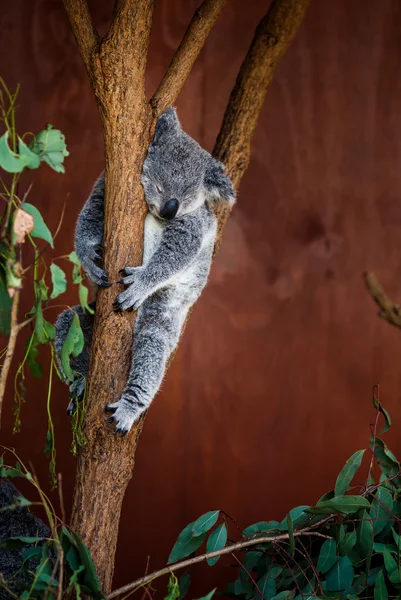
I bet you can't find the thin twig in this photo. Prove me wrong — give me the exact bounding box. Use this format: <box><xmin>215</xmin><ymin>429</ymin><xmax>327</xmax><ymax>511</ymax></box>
<box><xmin>106</xmin><ymin>518</ymin><xmax>333</xmax><ymax>599</ymax></box>
<box><xmin>231</xmin><ymin>552</ymin><xmax>266</xmax><ymax>600</ymax></box>
<box><xmin>0</xmin><ymin>289</ymin><xmax>20</xmax><ymax>427</ymax></box>
<box><xmin>363</xmin><ymin>272</ymin><xmax>401</xmax><ymax>329</ymax></box>
<box><xmin>151</xmin><ymin>0</ymin><xmax>228</xmax><ymax>116</ymax></box>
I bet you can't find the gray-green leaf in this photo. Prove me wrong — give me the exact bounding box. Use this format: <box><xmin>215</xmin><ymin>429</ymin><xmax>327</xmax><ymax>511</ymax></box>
<box><xmin>334</xmin><ymin>450</ymin><xmax>365</xmax><ymax>496</ymax></box>
<box><xmin>50</xmin><ymin>264</ymin><xmax>67</xmax><ymax>299</ymax></box>
<box><xmin>22</xmin><ymin>203</ymin><xmax>53</xmax><ymax>247</ymax></box>
<box><xmin>206</xmin><ymin>523</ymin><xmax>227</xmax><ymax>566</ymax></box>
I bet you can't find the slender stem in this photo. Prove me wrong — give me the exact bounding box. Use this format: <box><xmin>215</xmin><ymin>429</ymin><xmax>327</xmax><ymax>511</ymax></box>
<box><xmin>106</xmin><ymin>518</ymin><xmax>332</xmax><ymax>599</ymax></box>
<box><xmin>0</xmin><ymin>289</ymin><xmax>20</xmax><ymax>426</ymax></box>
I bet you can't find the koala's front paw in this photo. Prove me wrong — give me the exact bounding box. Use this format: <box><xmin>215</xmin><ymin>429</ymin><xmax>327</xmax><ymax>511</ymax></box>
<box><xmin>105</xmin><ymin>398</ymin><xmax>141</xmax><ymax>435</ymax></box>
<box><xmin>113</xmin><ymin>266</ymin><xmax>147</xmax><ymax>313</ymax></box>
<box><xmin>82</xmin><ymin>244</ymin><xmax>111</xmax><ymax>288</ymax></box>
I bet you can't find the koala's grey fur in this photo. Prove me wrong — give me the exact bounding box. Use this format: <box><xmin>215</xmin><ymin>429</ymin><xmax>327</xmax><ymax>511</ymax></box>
<box><xmin>0</xmin><ymin>480</ymin><xmax>51</xmax><ymax>599</ymax></box>
<box><xmin>55</xmin><ymin>107</ymin><xmax>235</xmax><ymax>434</ymax></box>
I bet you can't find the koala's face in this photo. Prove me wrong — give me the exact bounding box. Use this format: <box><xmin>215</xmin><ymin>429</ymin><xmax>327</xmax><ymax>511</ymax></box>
<box><xmin>141</xmin><ymin>110</ymin><xmax>209</xmax><ymax>221</ymax></box>
<box><xmin>141</xmin><ymin>108</ymin><xmax>235</xmax><ymax>220</ymax></box>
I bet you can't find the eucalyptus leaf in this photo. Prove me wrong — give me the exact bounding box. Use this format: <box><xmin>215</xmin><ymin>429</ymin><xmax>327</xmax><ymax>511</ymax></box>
<box><xmin>191</xmin><ymin>511</ymin><xmax>220</xmax><ymax>536</ymax></box>
<box><xmin>317</xmin><ymin>538</ymin><xmax>337</xmax><ymax>573</ymax></box>
<box><xmin>206</xmin><ymin>523</ymin><xmax>227</xmax><ymax>566</ymax></box>
<box><xmin>22</xmin><ymin>203</ymin><xmax>54</xmax><ymax>247</ymax></box>
<box><xmin>168</xmin><ymin>521</ymin><xmax>207</xmax><ymax>564</ymax></box>
<box><xmin>50</xmin><ymin>263</ymin><xmax>67</xmax><ymax>299</ymax></box>
<box><xmin>334</xmin><ymin>450</ymin><xmax>365</xmax><ymax>496</ymax></box>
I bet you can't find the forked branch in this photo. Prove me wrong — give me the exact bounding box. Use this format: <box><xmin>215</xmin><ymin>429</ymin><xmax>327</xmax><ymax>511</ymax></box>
<box><xmin>151</xmin><ymin>0</ymin><xmax>228</xmax><ymax>116</ymax></box>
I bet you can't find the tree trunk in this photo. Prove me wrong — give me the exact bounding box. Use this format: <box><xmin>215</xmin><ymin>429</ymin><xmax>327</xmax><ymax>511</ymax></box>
<box><xmin>62</xmin><ymin>0</ymin><xmax>310</xmax><ymax>592</ymax></box>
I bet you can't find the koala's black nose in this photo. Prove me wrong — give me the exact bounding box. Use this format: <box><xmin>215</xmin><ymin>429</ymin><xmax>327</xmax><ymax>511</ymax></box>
<box><xmin>160</xmin><ymin>199</ymin><xmax>179</xmax><ymax>220</ymax></box>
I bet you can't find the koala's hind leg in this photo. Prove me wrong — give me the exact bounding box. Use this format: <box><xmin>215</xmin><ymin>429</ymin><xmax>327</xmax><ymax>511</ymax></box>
<box><xmin>54</xmin><ymin>303</ymin><xmax>95</xmax><ymax>415</ymax></box>
<box><xmin>106</xmin><ymin>291</ymin><xmax>185</xmax><ymax>434</ymax></box>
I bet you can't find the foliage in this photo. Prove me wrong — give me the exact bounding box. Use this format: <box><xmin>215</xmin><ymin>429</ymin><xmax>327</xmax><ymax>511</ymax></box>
<box><xmin>163</xmin><ymin>395</ymin><xmax>401</xmax><ymax>600</ymax></box>
<box><xmin>0</xmin><ymin>79</ymin><xmax>91</xmax><ymax>484</ymax></box>
<box><xmin>0</xmin><ymin>448</ymin><xmax>105</xmax><ymax>599</ymax></box>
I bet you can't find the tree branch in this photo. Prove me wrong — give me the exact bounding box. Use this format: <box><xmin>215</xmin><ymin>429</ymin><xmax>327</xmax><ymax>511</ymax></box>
<box><xmin>61</xmin><ymin>0</ymin><xmax>99</xmax><ymax>77</ymax></box>
<box><xmin>214</xmin><ymin>0</ymin><xmax>311</xmax><ymax>188</ymax></box>
<box><xmin>106</xmin><ymin>518</ymin><xmax>333</xmax><ymax>599</ymax></box>
<box><xmin>151</xmin><ymin>0</ymin><xmax>228</xmax><ymax>116</ymax></box>
<box><xmin>0</xmin><ymin>290</ymin><xmax>20</xmax><ymax>426</ymax></box>
<box><xmin>363</xmin><ymin>271</ymin><xmax>401</xmax><ymax>329</ymax></box>
<box><xmin>211</xmin><ymin>0</ymin><xmax>310</xmax><ymax>247</ymax></box>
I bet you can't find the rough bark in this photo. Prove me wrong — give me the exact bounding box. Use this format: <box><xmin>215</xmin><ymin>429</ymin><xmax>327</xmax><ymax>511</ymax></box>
<box><xmin>61</xmin><ymin>0</ymin><xmax>310</xmax><ymax>592</ymax></box>
<box><xmin>62</xmin><ymin>0</ymin><xmax>155</xmax><ymax>591</ymax></box>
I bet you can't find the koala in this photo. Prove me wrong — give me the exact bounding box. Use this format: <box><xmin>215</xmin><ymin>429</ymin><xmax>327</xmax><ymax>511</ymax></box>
<box><xmin>54</xmin><ymin>107</ymin><xmax>235</xmax><ymax>434</ymax></box>
<box><xmin>0</xmin><ymin>480</ymin><xmax>51</xmax><ymax>599</ymax></box>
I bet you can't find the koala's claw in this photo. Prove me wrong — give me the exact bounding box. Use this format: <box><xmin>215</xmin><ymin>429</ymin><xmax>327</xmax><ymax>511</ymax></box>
<box><xmin>105</xmin><ymin>400</ymin><xmax>138</xmax><ymax>435</ymax></box>
<box><xmin>67</xmin><ymin>399</ymin><xmax>77</xmax><ymax>416</ymax></box>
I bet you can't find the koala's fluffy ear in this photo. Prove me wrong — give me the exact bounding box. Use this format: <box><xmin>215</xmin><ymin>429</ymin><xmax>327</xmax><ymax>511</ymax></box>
<box><xmin>154</xmin><ymin>107</ymin><xmax>181</xmax><ymax>142</ymax></box>
<box><xmin>204</xmin><ymin>159</ymin><xmax>235</xmax><ymax>206</ymax></box>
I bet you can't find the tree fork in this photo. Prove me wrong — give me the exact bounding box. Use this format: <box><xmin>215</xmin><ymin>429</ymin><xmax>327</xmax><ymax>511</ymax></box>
<box><xmin>62</xmin><ymin>0</ymin><xmax>310</xmax><ymax>592</ymax></box>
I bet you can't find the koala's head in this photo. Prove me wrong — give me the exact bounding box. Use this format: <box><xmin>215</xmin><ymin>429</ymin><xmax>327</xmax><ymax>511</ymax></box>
<box><xmin>141</xmin><ymin>107</ymin><xmax>235</xmax><ymax>221</ymax></box>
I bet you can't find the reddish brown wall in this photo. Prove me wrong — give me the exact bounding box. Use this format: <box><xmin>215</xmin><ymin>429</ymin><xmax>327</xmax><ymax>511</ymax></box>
<box><xmin>2</xmin><ymin>0</ymin><xmax>401</xmax><ymax>594</ymax></box>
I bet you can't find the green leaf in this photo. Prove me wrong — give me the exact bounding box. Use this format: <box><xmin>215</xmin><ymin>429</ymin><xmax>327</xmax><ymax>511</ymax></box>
<box><xmin>168</xmin><ymin>521</ymin><xmax>207</xmax><ymax>564</ymax></box>
<box><xmin>26</xmin><ymin>333</ymin><xmax>43</xmax><ymax>378</ymax></box>
<box><xmin>357</xmin><ymin>510</ymin><xmax>373</xmax><ymax>563</ymax></box>
<box><xmin>0</xmin><ymin>268</ymin><xmax>12</xmax><ymax>336</ymax></box>
<box><xmin>35</xmin><ymin>301</ymin><xmax>46</xmax><ymax>344</ymax></box>
<box><xmin>243</xmin><ymin>521</ymin><xmax>280</xmax><ymax>535</ymax></box>
<box><xmin>339</xmin><ymin>529</ymin><xmax>357</xmax><ymax>555</ymax></box>
<box><xmin>206</xmin><ymin>523</ymin><xmax>227</xmax><ymax>566</ymax></box>
<box><xmin>68</xmin><ymin>251</ymin><xmax>81</xmax><ymax>266</ymax></box>
<box><xmin>334</xmin><ymin>450</ymin><xmax>365</xmax><ymax>496</ymax></box>
<box><xmin>370</xmin><ymin>486</ymin><xmax>393</xmax><ymax>535</ymax></box>
<box><xmin>193</xmin><ymin>590</ymin><xmax>216</xmax><ymax>600</ymax></box>
<box><xmin>286</xmin><ymin>512</ymin><xmax>295</xmax><ymax>556</ymax></box>
<box><xmin>317</xmin><ymin>538</ymin><xmax>337</xmax><ymax>573</ymax></box>
<box><xmin>383</xmin><ymin>548</ymin><xmax>397</xmax><ymax>576</ymax></box>
<box><xmin>22</xmin><ymin>546</ymin><xmax>42</xmax><ymax>568</ymax></box>
<box><xmin>191</xmin><ymin>511</ymin><xmax>220</xmax><ymax>536</ymax></box>
<box><xmin>79</xmin><ymin>283</ymin><xmax>94</xmax><ymax>314</ymax></box>
<box><xmin>374</xmin><ymin>569</ymin><xmax>388</xmax><ymax>600</ymax></box>
<box><xmin>279</xmin><ymin>506</ymin><xmax>310</xmax><ymax>530</ymax></box>
<box><xmin>165</xmin><ymin>573</ymin><xmax>180</xmax><ymax>600</ymax></box>
<box><xmin>257</xmin><ymin>566</ymin><xmax>282</xmax><ymax>600</ymax></box>
<box><xmin>271</xmin><ymin>592</ymin><xmax>295</xmax><ymax>600</ymax></box>
<box><xmin>22</xmin><ymin>203</ymin><xmax>53</xmax><ymax>247</ymax></box>
<box><xmin>0</xmin><ymin>132</ymin><xmax>40</xmax><ymax>172</ymax></box>
<box><xmin>306</xmin><ymin>495</ymin><xmax>371</xmax><ymax>515</ymax></box>
<box><xmin>29</xmin><ymin>125</ymin><xmax>69</xmax><ymax>173</ymax></box>
<box><xmin>60</xmin><ymin>313</ymin><xmax>84</xmax><ymax>381</ymax></box>
<box><xmin>50</xmin><ymin>263</ymin><xmax>67</xmax><ymax>299</ymax></box>
<box><xmin>178</xmin><ymin>572</ymin><xmax>191</xmax><ymax>600</ymax></box>
<box><xmin>325</xmin><ymin>556</ymin><xmax>354</xmax><ymax>591</ymax></box>
<box><xmin>1</xmin><ymin>536</ymin><xmax>45</xmax><ymax>549</ymax></box>
<box><xmin>71</xmin><ymin>531</ymin><xmax>105</xmax><ymax>599</ymax></box>
<box><xmin>373</xmin><ymin>396</ymin><xmax>392</xmax><ymax>434</ymax></box>
<box><xmin>371</xmin><ymin>438</ymin><xmax>400</xmax><ymax>484</ymax></box>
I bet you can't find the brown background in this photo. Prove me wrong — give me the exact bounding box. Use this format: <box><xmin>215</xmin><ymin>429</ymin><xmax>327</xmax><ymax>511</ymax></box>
<box><xmin>2</xmin><ymin>0</ymin><xmax>401</xmax><ymax>595</ymax></box>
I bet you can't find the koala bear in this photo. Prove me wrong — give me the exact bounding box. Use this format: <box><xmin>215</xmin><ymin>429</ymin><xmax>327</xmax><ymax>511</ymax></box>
<box><xmin>54</xmin><ymin>107</ymin><xmax>235</xmax><ymax>434</ymax></box>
